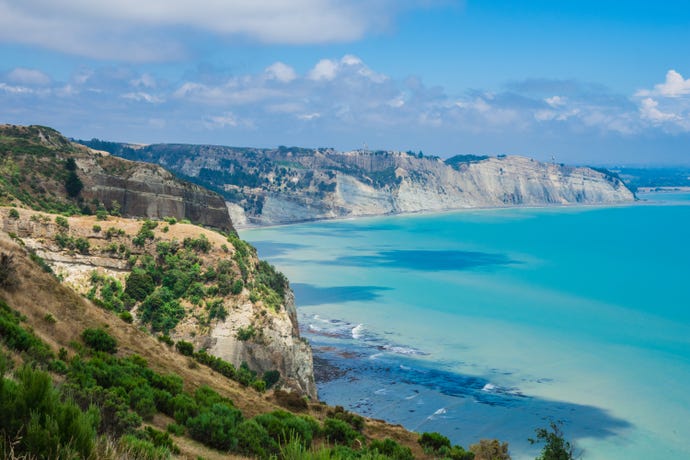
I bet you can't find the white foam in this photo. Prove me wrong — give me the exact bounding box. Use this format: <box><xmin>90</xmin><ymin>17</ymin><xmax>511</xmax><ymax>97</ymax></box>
<box><xmin>352</xmin><ymin>323</ymin><xmax>364</xmax><ymax>339</ymax></box>
<box><xmin>482</xmin><ymin>383</ymin><xmax>496</xmax><ymax>392</ymax></box>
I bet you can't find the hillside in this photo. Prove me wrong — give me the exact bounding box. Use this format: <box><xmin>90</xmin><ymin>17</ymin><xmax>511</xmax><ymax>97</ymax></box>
<box><xmin>0</xmin><ymin>228</ymin><xmax>447</xmax><ymax>460</ymax></box>
<box><xmin>0</xmin><ymin>125</ymin><xmax>233</xmax><ymax>232</ymax></box>
<box><xmin>77</xmin><ymin>140</ymin><xmax>636</xmax><ymax>226</ymax></box>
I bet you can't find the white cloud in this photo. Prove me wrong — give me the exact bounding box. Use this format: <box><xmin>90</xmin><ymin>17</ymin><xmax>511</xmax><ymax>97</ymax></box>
<box><xmin>122</xmin><ymin>91</ymin><xmax>164</xmax><ymax>104</ymax></box>
<box><xmin>639</xmin><ymin>97</ymin><xmax>679</xmax><ymax>123</ymax></box>
<box><xmin>265</xmin><ymin>62</ymin><xmax>297</xmax><ymax>83</ymax></box>
<box><xmin>7</xmin><ymin>68</ymin><xmax>51</xmax><ymax>86</ymax></box>
<box><xmin>309</xmin><ymin>59</ymin><xmax>339</xmax><ymax>81</ymax></box>
<box><xmin>637</xmin><ymin>70</ymin><xmax>690</xmax><ymax>98</ymax></box>
<box><xmin>204</xmin><ymin>113</ymin><xmax>239</xmax><ymax>128</ymax></box>
<box><xmin>0</xmin><ymin>0</ymin><xmax>422</xmax><ymax>61</ymax></box>
<box><xmin>545</xmin><ymin>95</ymin><xmax>565</xmax><ymax>107</ymax></box>
<box><xmin>131</xmin><ymin>74</ymin><xmax>157</xmax><ymax>89</ymax></box>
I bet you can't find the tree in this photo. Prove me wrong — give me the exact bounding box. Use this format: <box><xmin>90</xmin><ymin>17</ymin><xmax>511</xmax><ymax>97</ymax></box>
<box><xmin>529</xmin><ymin>422</ymin><xmax>575</xmax><ymax>460</ymax></box>
<box><xmin>65</xmin><ymin>171</ymin><xmax>83</xmax><ymax>197</ymax></box>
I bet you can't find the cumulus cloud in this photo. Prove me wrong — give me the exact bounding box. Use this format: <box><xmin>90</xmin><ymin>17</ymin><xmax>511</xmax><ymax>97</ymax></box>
<box><xmin>309</xmin><ymin>59</ymin><xmax>339</xmax><ymax>81</ymax></box>
<box><xmin>0</xmin><ymin>0</ymin><xmax>420</xmax><ymax>61</ymax></box>
<box><xmin>265</xmin><ymin>62</ymin><xmax>297</xmax><ymax>83</ymax></box>
<box><xmin>637</xmin><ymin>70</ymin><xmax>690</xmax><ymax>98</ymax></box>
<box><xmin>634</xmin><ymin>70</ymin><xmax>690</xmax><ymax>132</ymax></box>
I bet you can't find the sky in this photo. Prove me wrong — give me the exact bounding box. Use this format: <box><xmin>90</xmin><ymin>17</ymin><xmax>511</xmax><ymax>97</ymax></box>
<box><xmin>1</xmin><ymin>0</ymin><xmax>690</xmax><ymax>165</ymax></box>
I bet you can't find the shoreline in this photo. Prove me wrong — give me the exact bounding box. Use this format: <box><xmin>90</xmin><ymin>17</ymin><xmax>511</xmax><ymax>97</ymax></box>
<box><xmin>236</xmin><ymin>198</ymin><xmax>643</xmax><ymax>231</ymax></box>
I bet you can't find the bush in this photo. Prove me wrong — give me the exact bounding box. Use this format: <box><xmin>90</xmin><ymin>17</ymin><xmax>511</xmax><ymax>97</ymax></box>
<box><xmin>262</xmin><ymin>370</ymin><xmax>280</xmax><ymax>389</ymax></box>
<box><xmin>236</xmin><ymin>324</ymin><xmax>255</xmax><ymax>341</ymax></box>
<box><xmin>235</xmin><ymin>419</ymin><xmax>277</xmax><ymax>458</ymax></box>
<box><xmin>125</xmin><ymin>271</ymin><xmax>155</xmax><ymax>302</ymax></box>
<box><xmin>55</xmin><ymin>215</ymin><xmax>69</xmax><ymax>229</ymax></box>
<box><xmin>0</xmin><ymin>366</ymin><xmax>98</xmax><ymax>459</ymax></box>
<box><xmin>368</xmin><ymin>438</ymin><xmax>414</xmax><ymax>460</ymax></box>
<box><xmin>323</xmin><ymin>418</ymin><xmax>359</xmax><ymax>446</ymax></box>
<box><xmin>167</xmin><ymin>423</ymin><xmax>185</xmax><ymax>436</ymax></box>
<box><xmin>186</xmin><ymin>403</ymin><xmax>243</xmax><ymax>450</ymax></box>
<box><xmin>175</xmin><ymin>340</ymin><xmax>195</xmax><ymax>356</ymax></box>
<box><xmin>419</xmin><ymin>432</ymin><xmax>451</xmax><ymax>451</ymax></box>
<box><xmin>81</xmin><ymin>328</ymin><xmax>118</xmax><ymax>353</ymax></box>
<box><xmin>119</xmin><ymin>311</ymin><xmax>133</xmax><ymax>323</ymax></box>
<box><xmin>8</xmin><ymin>208</ymin><xmax>19</xmax><ymax>219</ymax></box>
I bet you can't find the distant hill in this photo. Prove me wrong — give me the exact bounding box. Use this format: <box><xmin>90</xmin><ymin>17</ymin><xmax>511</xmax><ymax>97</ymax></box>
<box><xmin>76</xmin><ymin>139</ymin><xmax>636</xmax><ymax>227</ymax></box>
<box><xmin>611</xmin><ymin>166</ymin><xmax>690</xmax><ymax>192</ymax></box>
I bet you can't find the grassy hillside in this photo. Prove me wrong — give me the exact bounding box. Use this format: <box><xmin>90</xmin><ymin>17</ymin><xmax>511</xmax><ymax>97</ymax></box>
<box><xmin>1</xmin><ymin>219</ymin><xmax>466</xmax><ymax>459</ymax></box>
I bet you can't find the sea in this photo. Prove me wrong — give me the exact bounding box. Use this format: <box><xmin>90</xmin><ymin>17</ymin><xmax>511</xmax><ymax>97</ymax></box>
<box><xmin>240</xmin><ymin>193</ymin><xmax>690</xmax><ymax>460</ymax></box>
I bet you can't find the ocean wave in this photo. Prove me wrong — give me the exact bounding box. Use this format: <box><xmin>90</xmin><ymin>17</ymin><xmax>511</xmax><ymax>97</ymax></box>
<box><xmin>352</xmin><ymin>324</ymin><xmax>365</xmax><ymax>339</ymax></box>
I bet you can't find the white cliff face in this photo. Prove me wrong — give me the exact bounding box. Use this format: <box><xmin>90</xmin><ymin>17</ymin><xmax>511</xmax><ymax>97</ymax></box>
<box><xmin>251</xmin><ymin>155</ymin><xmax>634</xmax><ymax>226</ymax></box>
<box><xmin>209</xmin><ymin>295</ymin><xmax>316</xmax><ymax>398</ymax></box>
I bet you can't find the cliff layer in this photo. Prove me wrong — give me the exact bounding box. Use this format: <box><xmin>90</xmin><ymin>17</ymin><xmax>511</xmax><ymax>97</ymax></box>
<box><xmin>78</xmin><ymin>140</ymin><xmax>635</xmax><ymax>226</ymax></box>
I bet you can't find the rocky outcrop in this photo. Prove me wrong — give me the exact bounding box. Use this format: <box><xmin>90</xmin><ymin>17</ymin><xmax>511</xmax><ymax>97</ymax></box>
<box><xmin>77</xmin><ymin>154</ymin><xmax>235</xmax><ymax>233</ymax></box>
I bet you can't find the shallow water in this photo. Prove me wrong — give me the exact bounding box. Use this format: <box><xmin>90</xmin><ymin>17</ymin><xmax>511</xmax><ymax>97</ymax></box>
<box><xmin>241</xmin><ymin>196</ymin><xmax>690</xmax><ymax>460</ymax></box>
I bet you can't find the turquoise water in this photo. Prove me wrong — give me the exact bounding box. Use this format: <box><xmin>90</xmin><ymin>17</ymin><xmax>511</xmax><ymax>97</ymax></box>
<box><xmin>241</xmin><ymin>197</ymin><xmax>690</xmax><ymax>460</ymax></box>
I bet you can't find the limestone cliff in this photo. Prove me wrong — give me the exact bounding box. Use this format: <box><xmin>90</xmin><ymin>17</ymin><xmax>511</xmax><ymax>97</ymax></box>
<box><xmin>77</xmin><ymin>140</ymin><xmax>635</xmax><ymax>227</ymax></box>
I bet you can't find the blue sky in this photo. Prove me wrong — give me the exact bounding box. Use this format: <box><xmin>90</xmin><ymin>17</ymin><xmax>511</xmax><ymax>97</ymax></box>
<box><xmin>1</xmin><ymin>0</ymin><xmax>690</xmax><ymax>165</ymax></box>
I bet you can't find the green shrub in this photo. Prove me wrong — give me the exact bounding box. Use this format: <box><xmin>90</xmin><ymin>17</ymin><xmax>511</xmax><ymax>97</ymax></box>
<box><xmin>119</xmin><ymin>311</ymin><xmax>133</xmax><ymax>323</ymax></box>
<box><xmin>419</xmin><ymin>432</ymin><xmax>451</xmax><ymax>451</ymax></box>
<box><xmin>175</xmin><ymin>340</ymin><xmax>195</xmax><ymax>356</ymax></box>
<box><xmin>186</xmin><ymin>403</ymin><xmax>243</xmax><ymax>450</ymax></box>
<box><xmin>92</xmin><ymin>224</ymin><xmax>101</xmax><ymax>233</ymax></box>
<box><xmin>125</xmin><ymin>270</ymin><xmax>156</xmax><ymax>302</ymax></box>
<box><xmin>235</xmin><ymin>419</ymin><xmax>277</xmax><ymax>458</ymax></box>
<box><xmin>8</xmin><ymin>208</ymin><xmax>19</xmax><ymax>219</ymax></box>
<box><xmin>231</xmin><ymin>279</ymin><xmax>244</xmax><ymax>295</ymax></box>
<box><xmin>323</xmin><ymin>418</ymin><xmax>359</xmax><ymax>446</ymax></box>
<box><xmin>55</xmin><ymin>215</ymin><xmax>69</xmax><ymax>229</ymax></box>
<box><xmin>118</xmin><ymin>434</ymin><xmax>169</xmax><ymax>460</ymax></box>
<box><xmin>368</xmin><ymin>438</ymin><xmax>414</xmax><ymax>460</ymax></box>
<box><xmin>470</xmin><ymin>439</ymin><xmax>510</xmax><ymax>460</ymax></box>
<box><xmin>236</xmin><ymin>324</ymin><xmax>255</xmax><ymax>341</ymax></box>
<box><xmin>167</xmin><ymin>423</ymin><xmax>185</xmax><ymax>436</ymax></box>
<box><xmin>262</xmin><ymin>370</ymin><xmax>280</xmax><ymax>389</ymax></box>
<box><xmin>81</xmin><ymin>328</ymin><xmax>118</xmax><ymax>353</ymax></box>
<box><xmin>0</xmin><ymin>366</ymin><xmax>98</xmax><ymax>459</ymax></box>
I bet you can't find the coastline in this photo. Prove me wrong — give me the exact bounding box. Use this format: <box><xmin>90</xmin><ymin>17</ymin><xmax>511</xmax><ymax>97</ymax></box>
<box><xmin>235</xmin><ymin>198</ymin><xmax>641</xmax><ymax>231</ymax></box>
<box><xmin>241</xmin><ymin>201</ymin><xmax>690</xmax><ymax>460</ymax></box>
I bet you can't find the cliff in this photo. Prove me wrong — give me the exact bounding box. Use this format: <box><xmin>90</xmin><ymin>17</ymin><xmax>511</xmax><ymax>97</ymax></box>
<box><xmin>0</xmin><ymin>207</ymin><xmax>316</xmax><ymax>398</ymax></box>
<box><xmin>0</xmin><ymin>124</ymin><xmax>234</xmax><ymax>232</ymax></box>
<box><xmin>78</xmin><ymin>140</ymin><xmax>636</xmax><ymax>227</ymax></box>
